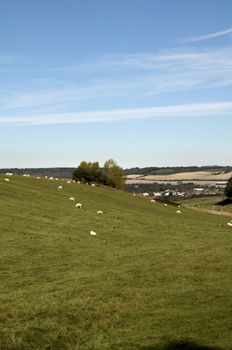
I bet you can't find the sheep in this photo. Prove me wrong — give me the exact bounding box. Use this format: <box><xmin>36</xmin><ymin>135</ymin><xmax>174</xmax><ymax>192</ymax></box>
<box><xmin>57</xmin><ymin>186</ymin><xmax>63</xmax><ymax>190</ymax></box>
<box><xmin>23</xmin><ymin>174</ymin><xmax>27</xmax><ymax>177</ymax></box>
<box><xmin>176</xmin><ymin>210</ymin><xmax>181</xmax><ymax>214</ymax></box>
<box><xmin>49</xmin><ymin>177</ymin><xmax>54</xmax><ymax>180</ymax></box>
<box><xmin>75</xmin><ymin>203</ymin><xmax>82</xmax><ymax>209</ymax></box>
<box><xmin>91</xmin><ymin>183</ymin><xmax>95</xmax><ymax>187</ymax></box>
<box><xmin>37</xmin><ymin>176</ymin><xmax>40</xmax><ymax>179</ymax></box>
<box><xmin>67</xmin><ymin>180</ymin><xmax>71</xmax><ymax>184</ymax></box>
<box><xmin>143</xmin><ymin>192</ymin><xmax>149</xmax><ymax>197</ymax></box>
<box><xmin>69</xmin><ymin>197</ymin><xmax>75</xmax><ymax>202</ymax></box>
<box><xmin>164</xmin><ymin>203</ymin><xmax>168</xmax><ymax>206</ymax></box>
<box><xmin>97</xmin><ymin>210</ymin><xmax>103</xmax><ymax>215</ymax></box>
<box><xmin>5</xmin><ymin>172</ymin><xmax>13</xmax><ymax>176</ymax></box>
<box><xmin>150</xmin><ymin>199</ymin><xmax>156</xmax><ymax>203</ymax></box>
<box><xmin>90</xmin><ymin>230</ymin><xmax>97</xmax><ymax>236</ymax></box>
<box><xmin>4</xmin><ymin>178</ymin><xmax>10</xmax><ymax>182</ymax></box>
<box><xmin>227</xmin><ymin>222</ymin><xmax>232</xmax><ymax>227</ymax></box>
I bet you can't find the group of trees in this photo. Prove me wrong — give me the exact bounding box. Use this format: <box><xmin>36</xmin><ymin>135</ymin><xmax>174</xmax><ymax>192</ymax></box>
<box><xmin>72</xmin><ymin>159</ymin><xmax>125</xmax><ymax>189</ymax></box>
<box><xmin>225</xmin><ymin>177</ymin><xmax>232</xmax><ymax>199</ymax></box>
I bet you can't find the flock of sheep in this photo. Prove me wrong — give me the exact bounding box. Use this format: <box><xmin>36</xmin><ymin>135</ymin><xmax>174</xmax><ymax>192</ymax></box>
<box><xmin>2</xmin><ymin>172</ymin><xmax>232</xmax><ymax>229</ymax></box>
<box><xmin>56</xmin><ymin>181</ymin><xmax>103</xmax><ymax>236</ymax></box>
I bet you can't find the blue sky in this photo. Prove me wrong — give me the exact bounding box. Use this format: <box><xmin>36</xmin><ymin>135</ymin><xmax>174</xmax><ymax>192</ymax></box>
<box><xmin>0</xmin><ymin>0</ymin><xmax>232</xmax><ymax>168</ymax></box>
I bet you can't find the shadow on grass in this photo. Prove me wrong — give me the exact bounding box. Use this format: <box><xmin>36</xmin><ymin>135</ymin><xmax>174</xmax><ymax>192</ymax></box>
<box><xmin>140</xmin><ymin>339</ymin><xmax>223</xmax><ymax>350</ymax></box>
<box><xmin>216</xmin><ymin>198</ymin><xmax>232</xmax><ymax>206</ymax></box>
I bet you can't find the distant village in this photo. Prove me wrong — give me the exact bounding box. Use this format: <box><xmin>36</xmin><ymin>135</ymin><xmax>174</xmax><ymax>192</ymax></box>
<box><xmin>126</xmin><ymin>181</ymin><xmax>227</xmax><ymax>200</ymax></box>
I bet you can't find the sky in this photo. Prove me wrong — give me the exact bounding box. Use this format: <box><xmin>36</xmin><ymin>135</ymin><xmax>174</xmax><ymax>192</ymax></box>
<box><xmin>0</xmin><ymin>0</ymin><xmax>232</xmax><ymax>168</ymax></box>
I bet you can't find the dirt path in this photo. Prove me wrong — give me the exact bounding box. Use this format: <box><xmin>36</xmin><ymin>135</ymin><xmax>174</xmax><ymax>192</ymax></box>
<box><xmin>184</xmin><ymin>205</ymin><xmax>232</xmax><ymax>218</ymax></box>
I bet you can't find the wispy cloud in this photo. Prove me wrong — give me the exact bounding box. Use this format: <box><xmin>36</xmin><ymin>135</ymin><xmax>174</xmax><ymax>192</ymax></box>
<box><xmin>0</xmin><ymin>55</ymin><xmax>23</xmax><ymax>65</ymax></box>
<box><xmin>181</xmin><ymin>27</ymin><xmax>232</xmax><ymax>43</ymax></box>
<box><xmin>1</xmin><ymin>101</ymin><xmax>232</xmax><ymax>126</ymax></box>
<box><xmin>1</xmin><ymin>46</ymin><xmax>232</xmax><ymax>112</ymax></box>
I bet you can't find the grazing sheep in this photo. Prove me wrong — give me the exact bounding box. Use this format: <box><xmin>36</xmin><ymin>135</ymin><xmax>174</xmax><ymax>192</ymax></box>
<box><xmin>97</xmin><ymin>210</ymin><xmax>103</xmax><ymax>215</ymax></box>
<box><xmin>67</xmin><ymin>180</ymin><xmax>71</xmax><ymax>184</ymax></box>
<box><xmin>227</xmin><ymin>222</ymin><xmax>232</xmax><ymax>227</ymax></box>
<box><xmin>178</xmin><ymin>205</ymin><xmax>181</xmax><ymax>208</ymax></box>
<box><xmin>57</xmin><ymin>186</ymin><xmax>63</xmax><ymax>190</ymax></box>
<box><xmin>91</xmin><ymin>183</ymin><xmax>95</xmax><ymax>187</ymax></box>
<box><xmin>49</xmin><ymin>177</ymin><xmax>54</xmax><ymax>180</ymax></box>
<box><xmin>4</xmin><ymin>178</ymin><xmax>10</xmax><ymax>182</ymax></box>
<box><xmin>37</xmin><ymin>176</ymin><xmax>40</xmax><ymax>179</ymax></box>
<box><xmin>143</xmin><ymin>192</ymin><xmax>149</xmax><ymax>197</ymax></box>
<box><xmin>23</xmin><ymin>174</ymin><xmax>27</xmax><ymax>177</ymax></box>
<box><xmin>5</xmin><ymin>172</ymin><xmax>13</xmax><ymax>176</ymax></box>
<box><xmin>90</xmin><ymin>230</ymin><xmax>97</xmax><ymax>236</ymax></box>
<box><xmin>150</xmin><ymin>199</ymin><xmax>156</xmax><ymax>203</ymax></box>
<box><xmin>75</xmin><ymin>203</ymin><xmax>82</xmax><ymax>209</ymax></box>
<box><xmin>176</xmin><ymin>210</ymin><xmax>181</xmax><ymax>214</ymax></box>
<box><xmin>164</xmin><ymin>203</ymin><xmax>168</xmax><ymax>206</ymax></box>
<box><xmin>69</xmin><ymin>197</ymin><xmax>75</xmax><ymax>202</ymax></box>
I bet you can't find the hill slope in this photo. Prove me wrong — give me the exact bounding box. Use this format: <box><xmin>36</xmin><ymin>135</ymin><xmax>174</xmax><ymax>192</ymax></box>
<box><xmin>0</xmin><ymin>175</ymin><xmax>232</xmax><ymax>350</ymax></box>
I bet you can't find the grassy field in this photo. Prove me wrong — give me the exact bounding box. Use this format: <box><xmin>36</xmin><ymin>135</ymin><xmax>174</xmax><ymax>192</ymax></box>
<box><xmin>0</xmin><ymin>175</ymin><xmax>232</xmax><ymax>350</ymax></box>
<box><xmin>182</xmin><ymin>197</ymin><xmax>232</xmax><ymax>216</ymax></box>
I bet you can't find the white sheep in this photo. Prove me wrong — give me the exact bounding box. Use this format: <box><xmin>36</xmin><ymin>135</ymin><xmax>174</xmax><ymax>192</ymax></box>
<box><xmin>5</xmin><ymin>172</ymin><xmax>13</xmax><ymax>176</ymax></box>
<box><xmin>150</xmin><ymin>199</ymin><xmax>156</xmax><ymax>203</ymax></box>
<box><xmin>143</xmin><ymin>192</ymin><xmax>149</xmax><ymax>197</ymax></box>
<box><xmin>90</xmin><ymin>230</ymin><xmax>97</xmax><ymax>236</ymax></box>
<box><xmin>37</xmin><ymin>176</ymin><xmax>40</xmax><ymax>179</ymax></box>
<box><xmin>49</xmin><ymin>177</ymin><xmax>54</xmax><ymax>180</ymax></box>
<box><xmin>227</xmin><ymin>222</ymin><xmax>232</xmax><ymax>227</ymax></box>
<box><xmin>67</xmin><ymin>180</ymin><xmax>71</xmax><ymax>184</ymax></box>
<box><xmin>164</xmin><ymin>203</ymin><xmax>168</xmax><ymax>206</ymax></box>
<box><xmin>69</xmin><ymin>197</ymin><xmax>75</xmax><ymax>202</ymax></box>
<box><xmin>57</xmin><ymin>186</ymin><xmax>63</xmax><ymax>190</ymax></box>
<box><xmin>176</xmin><ymin>210</ymin><xmax>181</xmax><ymax>214</ymax></box>
<box><xmin>4</xmin><ymin>178</ymin><xmax>10</xmax><ymax>182</ymax></box>
<box><xmin>75</xmin><ymin>203</ymin><xmax>82</xmax><ymax>209</ymax></box>
<box><xmin>91</xmin><ymin>183</ymin><xmax>95</xmax><ymax>187</ymax></box>
<box><xmin>97</xmin><ymin>210</ymin><xmax>103</xmax><ymax>215</ymax></box>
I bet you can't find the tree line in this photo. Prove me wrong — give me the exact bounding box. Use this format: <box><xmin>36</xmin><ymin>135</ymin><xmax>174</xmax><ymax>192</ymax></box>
<box><xmin>72</xmin><ymin>159</ymin><xmax>125</xmax><ymax>189</ymax></box>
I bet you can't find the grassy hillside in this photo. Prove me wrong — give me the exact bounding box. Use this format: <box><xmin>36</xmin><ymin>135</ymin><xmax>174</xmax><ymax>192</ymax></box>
<box><xmin>183</xmin><ymin>197</ymin><xmax>232</xmax><ymax>215</ymax></box>
<box><xmin>0</xmin><ymin>175</ymin><xmax>232</xmax><ymax>350</ymax></box>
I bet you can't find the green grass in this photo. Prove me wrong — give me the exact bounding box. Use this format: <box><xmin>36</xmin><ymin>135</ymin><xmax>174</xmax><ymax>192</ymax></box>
<box><xmin>182</xmin><ymin>197</ymin><xmax>232</xmax><ymax>215</ymax></box>
<box><xmin>0</xmin><ymin>176</ymin><xmax>232</xmax><ymax>350</ymax></box>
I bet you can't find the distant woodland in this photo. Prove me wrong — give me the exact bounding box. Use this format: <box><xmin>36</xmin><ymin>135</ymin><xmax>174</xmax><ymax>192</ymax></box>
<box><xmin>0</xmin><ymin>165</ymin><xmax>231</xmax><ymax>178</ymax></box>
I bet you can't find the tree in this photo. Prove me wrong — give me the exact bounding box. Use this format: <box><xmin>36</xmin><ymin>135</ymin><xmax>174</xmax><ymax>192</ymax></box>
<box><xmin>224</xmin><ymin>177</ymin><xmax>232</xmax><ymax>199</ymax></box>
<box><xmin>72</xmin><ymin>159</ymin><xmax>125</xmax><ymax>189</ymax></box>
<box><xmin>103</xmin><ymin>159</ymin><xmax>125</xmax><ymax>189</ymax></box>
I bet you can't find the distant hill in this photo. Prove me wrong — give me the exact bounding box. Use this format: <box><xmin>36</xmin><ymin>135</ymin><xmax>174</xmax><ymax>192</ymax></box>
<box><xmin>1</xmin><ymin>165</ymin><xmax>232</xmax><ymax>179</ymax></box>
<box><xmin>0</xmin><ymin>167</ymin><xmax>75</xmax><ymax>179</ymax></box>
<box><xmin>124</xmin><ymin>165</ymin><xmax>232</xmax><ymax>176</ymax></box>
